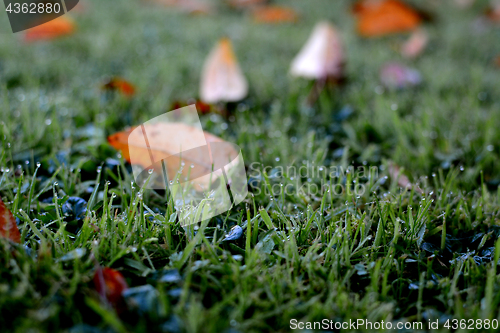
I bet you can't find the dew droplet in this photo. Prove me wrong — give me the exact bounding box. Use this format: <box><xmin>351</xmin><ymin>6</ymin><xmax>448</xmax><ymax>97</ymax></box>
<box><xmin>148</xmin><ymin>169</ymin><xmax>154</xmax><ymax>174</ymax></box>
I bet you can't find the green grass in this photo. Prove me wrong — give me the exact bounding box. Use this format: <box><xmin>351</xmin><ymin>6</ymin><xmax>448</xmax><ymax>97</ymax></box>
<box><xmin>2</xmin><ymin>0</ymin><xmax>500</xmax><ymax>332</ymax></box>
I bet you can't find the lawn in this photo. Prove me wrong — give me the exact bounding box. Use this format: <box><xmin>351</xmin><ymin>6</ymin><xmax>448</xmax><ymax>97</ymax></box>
<box><xmin>1</xmin><ymin>0</ymin><xmax>500</xmax><ymax>332</ymax></box>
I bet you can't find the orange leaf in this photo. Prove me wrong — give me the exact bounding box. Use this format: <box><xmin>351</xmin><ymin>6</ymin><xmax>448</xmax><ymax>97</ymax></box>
<box><xmin>353</xmin><ymin>0</ymin><xmax>421</xmax><ymax>37</ymax></box>
<box><xmin>171</xmin><ymin>100</ymin><xmax>212</xmax><ymax>114</ymax></box>
<box><xmin>200</xmin><ymin>38</ymin><xmax>248</xmax><ymax>104</ymax></box>
<box><xmin>401</xmin><ymin>29</ymin><xmax>428</xmax><ymax>58</ymax></box>
<box><xmin>0</xmin><ymin>198</ymin><xmax>21</xmax><ymax>243</ymax></box>
<box><xmin>24</xmin><ymin>16</ymin><xmax>76</xmax><ymax>42</ymax></box>
<box><xmin>151</xmin><ymin>0</ymin><xmax>213</xmax><ymax>14</ymax></box>
<box><xmin>102</xmin><ymin>77</ymin><xmax>136</xmax><ymax>97</ymax></box>
<box><xmin>252</xmin><ymin>6</ymin><xmax>299</xmax><ymax>24</ymax></box>
<box><xmin>290</xmin><ymin>22</ymin><xmax>344</xmax><ymax>80</ymax></box>
<box><xmin>93</xmin><ymin>267</ymin><xmax>128</xmax><ymax>306</ymax></box>
<box><xmin>108</xmin><ymin>121</ymin><xmax>238</xmax><ymax>190</ymax></box>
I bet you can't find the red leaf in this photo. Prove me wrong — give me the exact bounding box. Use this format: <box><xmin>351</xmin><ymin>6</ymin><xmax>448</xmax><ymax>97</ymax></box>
<box><xmin>170</xmin><ymin>100</ymin><xmax>212</xmax><ymax>114</ymax></box>
<box><xmin>0</xmin><ymin>198</ymin><xmax>21</xmax><ymax>243</ymax></box>
<box><xmin>93</xmin><ymin>267</ymin><xmax>128</xmax><ymax>306</ymax></box>
<box><xmin>102</xmin><ymin>77</ymin><xmax>136</xmax><ymax>97</ymax></box>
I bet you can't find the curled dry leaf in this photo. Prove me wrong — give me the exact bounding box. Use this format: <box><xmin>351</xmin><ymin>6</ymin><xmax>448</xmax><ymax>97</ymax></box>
<box><xmin>353</xmin><ymin>0</ymin><xmax>421</xmax><ymax>37</ymax></box>
<box><xmin>24</xmin><ymin>16</ymin><xmax>76</xmax><ymax>42</ymax></box>
<box><xmin>388</xmin><ymin>163</ymin><xmax>423</xmax><ymax>194</ymax></box>
<box><xmin>401</xmin><ymin>29</ymin><xmax>428</xmax><ymax>58</ymax></box>
<box><xmin>200</xmin><ymin>38</ymin><xmax>248</xmax><ymax>104</ymax></box>
<box><xmin>380</xmin><ymin>62</ymin><xmax>421</xmax><ymax>89</ymax></box>
<box><xmin>252</xmin><ymin>6</ymin><xmax>299</xmax><ymax>24</ymax></box>
<box><xmin>107</xmin><ymin>121</ymin><xmax>239</xmax><ymax>190</ymax></box>
<box><xmin>93</xmin><ymin>267</ymin><xmax>128</xmax><ymax>306</ymax></box>
<box><xmin>102</xmin><ymin>77</ymin><xmax>136</xmax><ymax>97</ymax></box>
<box><xmin>0</xmin><ymin>198</ymin><xmax>21</xmax><ymax>243</ymax></box>
<box><xmin>290</xmin><ymin>21</ymin><xmax>344</xmax><ymax>80</ymax></box>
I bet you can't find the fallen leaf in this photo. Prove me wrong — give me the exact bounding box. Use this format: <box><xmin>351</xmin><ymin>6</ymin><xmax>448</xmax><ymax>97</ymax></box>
<box><xmin>486</xmin><ymin>1</ymin><xmax>500</xmax><ymax>22</ymax></box>
<box><xmin>200</xmin><ymin>38</ymin><xmax>248</xmax><ymax>103</ymax></box>
<box><xmin>495</xmin><ymin>55</ymin><xmax>500</xmax><ymax>67</ymax></box>
<box><xmin>102</xmin><ymin>77</ymin><xmax>136</xmax><ymax>97</ymax></box>
<box><xmin>290</xmin><ymin>21</ymin><xmax>345</xmax><ymax>80</ymax></box>
<box><xmin>93</xmin><ymin>267</ymin><xmax>128</xmax><ymax>306</ymax></box>
<box><xmin>170</xmin><ymin>100</ymin><xmax>212</xmax><ymax>114</ymax></box>
<box><xmin>252</xmin><ymin>5</ymin><xmax>299</xmax><ymax>23</ymax></box>
<box><xmin>24</xmin><ymin>16</ymin><xmax>76</xmax><ymax>42</ymax></box>
<box><xmin>388</xmin><ymin>162</ymin><xmax>423</xmax><ymax>194</ymax></box>
<box><xmin>353</xmin><ymin>0</ymin><xmax>421</xmax><ymax>37</ymax></box>
<box><xmin>0</xmin><ymin>198</ymin><xmax>21</xmax><ymax>243</ymax></box>
<box><xmin>401</xmin><ymin>29</ymin><xmax>428</xmax><ymax>58</ymax></box>
<box><xmin>380</xmin><ymin>62</ymin><xmax>421</xmax><ymax>89</ymax></box>
<box><xmin>107</xmin><ymin>121</ymin><xmax>239</xmax><ymax>190</ymax></box>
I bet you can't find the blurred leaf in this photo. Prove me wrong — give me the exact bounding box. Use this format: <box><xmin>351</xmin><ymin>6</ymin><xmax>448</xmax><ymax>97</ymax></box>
<box><xmin>0</xmin><ymin>198</ymin><xmax>21</xmax><ymax>243</ymax></box>
<box><xmin>102</xmin><ymin>78</ymin><xmax>136</xmax><ymax>97</ymax></box>
<box><xmin>93</xmin><ymin>267</ymin><xmax>128</xmax><ymax>307</ymax></box>
<box><xmin>401</xmin><ymin>29</ymin><xmax>428</xmax><ymax>58</ymax></box>
<box><xmin>24</xmin><ymin>16</ymin><xmax>76</xmax><ymax>42</ymax></box>
<box><xmin>353</xmin><ymin>0</ymin><xmax>421</xmax><ymax>37</ymax></box>
<box><xmin>252</xmin><ymin>6</ymin><xmax>299</xmax><ymax>24</ymax></box>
